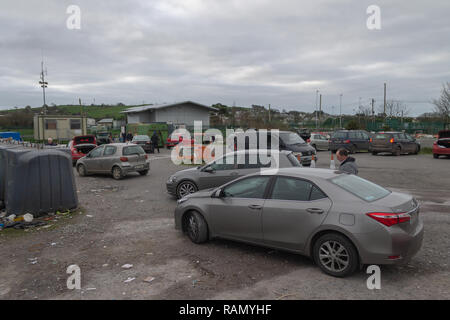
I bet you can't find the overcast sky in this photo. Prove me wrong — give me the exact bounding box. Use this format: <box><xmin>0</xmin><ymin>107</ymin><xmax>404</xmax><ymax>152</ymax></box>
<box><xmin>0</xmin><ymin>0</ymin><xmax>449</xmax><ymax>115</ymax></box>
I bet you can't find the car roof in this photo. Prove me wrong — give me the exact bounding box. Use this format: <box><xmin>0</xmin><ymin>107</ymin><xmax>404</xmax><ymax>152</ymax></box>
<box><xmin>265</xmin><ymin>167</ymin><xmax>343</xmax><ymax>179</ymax></box>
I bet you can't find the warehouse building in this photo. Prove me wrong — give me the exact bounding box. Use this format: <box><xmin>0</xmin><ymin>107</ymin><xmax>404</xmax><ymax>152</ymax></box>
<box><xmin>122</xmin><ymin>101</ymin><xmax>216</xmax><ymax>128</ymax></box>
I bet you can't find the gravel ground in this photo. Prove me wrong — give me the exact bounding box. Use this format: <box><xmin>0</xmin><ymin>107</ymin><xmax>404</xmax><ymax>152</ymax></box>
<box><xmin>0</xmin><ymin>149</ymin><xmax>449</xmax><ymax>300</ymax></box>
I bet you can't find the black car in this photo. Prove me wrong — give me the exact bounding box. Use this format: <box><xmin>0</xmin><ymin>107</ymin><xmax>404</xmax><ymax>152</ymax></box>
<box><xmin>232</xmin><ymin>130</ymin><xmax>317</xmax><ymax>166</ymax></box>
<box><xmin>131</xmin><ymin>135</ymin><xmax>153</xmax><ymax>153</ymax></box>
<box><xmin>296</xmin><ymin>128</ymin><xmax>311</xmax><ymax>142</ymax></box>
<box><xmin>329</xmin><ymin>130</ymin><xmax>371</xmax><ymax>153</ymax></box>
<box><xmin>96</xmin><ymin>132</ymin><xmax>112</xmax><ymax>145</ymax></box>
<box><xmin>370</xmin><ymin>132</ymin><xmax>420</xmax><ymax>156</ymax></box>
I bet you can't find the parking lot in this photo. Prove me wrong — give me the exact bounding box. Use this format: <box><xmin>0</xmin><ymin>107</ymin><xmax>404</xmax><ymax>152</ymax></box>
<box><xmin>0</xmin><ymin>149</ymin><xmax>449</xmax><ymax>300</ymax></box>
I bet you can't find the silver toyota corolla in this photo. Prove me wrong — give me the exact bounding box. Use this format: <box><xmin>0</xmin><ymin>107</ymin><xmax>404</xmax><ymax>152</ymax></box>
<box><xmin>174</xmin><ymin>168</ymin><xmax>424</xmax><ymax>277</ymax></box>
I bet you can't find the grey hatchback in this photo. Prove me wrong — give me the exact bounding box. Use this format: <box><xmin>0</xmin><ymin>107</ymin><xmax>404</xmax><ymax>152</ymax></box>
<box><xmin>174</xmin><ymin>168</ymin><xmax>423</xmax><ymax>277</ymax></box>
<box><xmin>76</xmin><ymin>143</ymin><xmax>150</xmax><ymax>180</ymax></box>
<box><xmin>166</xmin><ymin>149</ymin><xmax>301</xmax><ymax>199</ymax></box>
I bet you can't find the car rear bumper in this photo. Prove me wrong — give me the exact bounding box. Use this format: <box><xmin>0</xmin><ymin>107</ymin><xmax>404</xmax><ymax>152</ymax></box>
<box><xmin>355</xmin><ymin>219</ymin><xmax>424</xmax><ymax>265</ymax></box>
<box><xmin>370</xmin><ymin>146</ymin><xmax>396</xmax><ymax>153</ymax></box>
<box><xmin>121</xmin><ymin>162</ymin><xmax>150</xmax><ymax>173</ymax></box>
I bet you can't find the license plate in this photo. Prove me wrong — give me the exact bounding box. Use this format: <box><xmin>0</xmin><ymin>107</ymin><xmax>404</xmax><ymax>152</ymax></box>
<box><xmin>135</xmin><ymin>165</ymin><xmax>144</xmax><ymax>170</ymax></box>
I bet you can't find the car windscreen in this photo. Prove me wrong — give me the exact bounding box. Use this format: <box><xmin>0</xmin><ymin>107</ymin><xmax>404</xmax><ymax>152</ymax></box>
<box><xmin>330</xmin><ymin>174</ymin><xmax>391</xmax><ymax>202</ymax></box>
<box><xmin>74</xmin><ymin>136</ymin><xmax>95</xmax><ymax>144</ymax></box>
<box><xmin>123</xmin><ymin>145</ymin><xmax>145</xmax><ymax>155</ymax></box>
<box><xmin>279</xmin><ymin>132</ymin><xmax>305</xmax><ymax>145</ymax></box>
<box><xmin>332</xmin><ymin>132</ymin><xmax>347</xmax><ymax>139</ymax></box>
<box><xmin>374</xmin><ymin>134</ymin><xmax>389</xmax><ymax>139</ymax></box>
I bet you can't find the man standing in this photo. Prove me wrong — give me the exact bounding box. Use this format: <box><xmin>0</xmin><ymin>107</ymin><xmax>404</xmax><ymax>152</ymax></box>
<box><xmin>336</xmin><ymin>148</ymin><xmax>358</xmax><ymax>175</ymax></box>
<box><xmin>126</xmin><ymin>132</ymin><xmax>133</xmax><ymax>142</ymax></box>
<box><xmin>151</xmin><ymin>131</ymin><xmax>160</xmax><ymax>153</ymax></box>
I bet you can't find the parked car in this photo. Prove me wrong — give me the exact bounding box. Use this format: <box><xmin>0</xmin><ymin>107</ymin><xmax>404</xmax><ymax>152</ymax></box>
<box><xmin>131</xmin><ymin>135</ymin><xmax>153</xmax><ymax>153</ymax></box>
<box><xmin>166</xmin><ymin>132</ymin><xmax>184</xmax><ymax>148</ymax></box>
<box><xmin>175</xmin><ymin>168</ymin><xmax>423</xmax><ymax>277</ymax></box>
<box><xmin>329</xmin><ymin>130</ymin><xmax>371</xmax><ymax>153</ymax></box>
<box><xmin>230</xmin><ymin>130</ymin><xmax>317</xmax><ymax>166</ymax></box>
<box><xmin>370</xmin><ymin>132</ymin><xmax>420</xmax><ymax>156</ymax></box>
<box><xmin>167</xmin><ymin>149</ymin><xmax>301</xmax><ymax>199</ymax></box>
<box><xmin>96</xmin><ymin>132</ymin><xmax>112</xmax><ymax>145</ymax></box>
<box><xmin>433</xmin><ymin>130</ymin><xmax>450</xmax><ymax>159</ymax></box>
<box><xmin>296</xmin><ymin>128</ymin><xmax>311</xmax><ymax>142</ymax></box>
<box><xmin>76</xmin><ymin>143</ymin><xmax>149</xmax><ymax>180</ymax></box>
<box><xmin>309</xmin><ymin>133</ymin><xmax>330</xmax><ymax>151</ymax></box>
<box><xmin>68</xmin><ymin>135</ymin><xmax>97</xmax><ymax>165</ymax></box>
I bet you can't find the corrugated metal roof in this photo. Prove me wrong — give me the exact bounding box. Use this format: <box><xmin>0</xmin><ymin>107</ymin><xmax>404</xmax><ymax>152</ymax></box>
<box><xmin>122</xmin><ymin>101</ymin><xmax>217</xmax><ymax>113</ymax></box>
<box><xmin>98</xmin><ymin>118</ymin><xmax>114</xmax><ymax>123</ymax></box>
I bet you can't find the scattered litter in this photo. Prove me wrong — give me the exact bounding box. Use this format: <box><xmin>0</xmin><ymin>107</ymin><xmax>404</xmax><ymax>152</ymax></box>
<box><xmin>7</xmin><ymin>214</ymin><xmax>16</xmax><ymax>222</ymax></box>
<box><xmin>121</xmin><ymin>264</ymin><xmax>133</xmax><ymax>269</ymax></box>
<box><xmin>51</xmin><ymin>243</ymin><xmax>57</xmax><ymax>246</ymax></box>
<box><xmin>86</xmin><ymin>215</ymin><xmax>93</xmax><ymax>218</ymax></box>
<box><xmin>143</xmin><ymin>276</ymin><xmax>155</xmax><ymax>283</ymax></box>
<box><xmin>102</xmin><ymin>264</ymin><xmax>109</xmax><ymax>267</ymax></box>
<box><xmin>124</xmin><ymin>277</ymin><xmax>135</xmax><ymax>283</ymax></box>
<box><xmin>29</xmin><ymin>257</ymin><xmax>38</xmax><ymax>265</ymax></box>
<box><xmin>23</xmin><ymin>214</ymin><xmax>33</xmax><ymax>222</ymax></box>
<box><xmin>85</xmin><ymin>287</ymin><xmax>96</xmax><ymax>291</ymax></box>
<box><xmin>0</xmin><ymin>211</ymin><xmax>6</xmax><ymax>218</ymax></box>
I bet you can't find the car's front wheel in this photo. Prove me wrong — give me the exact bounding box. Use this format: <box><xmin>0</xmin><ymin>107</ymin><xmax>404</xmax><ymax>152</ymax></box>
<box><xmin>185</xmin><ymin>211</ymin><xmax>208</xmax><ymax>244</ymax></box>
<box><xmin>433</xmin><ymin>153</ymin><xmax>439</xmax><ymax>159</ymax></box>
<box><xmin>313</xmin><ymin>233</ymin><xmax>359</xmax><ymax>277</ymax></box>
<box><xmin>176</xmin><ymin>181</ymin><xmax>198</xmax><ymax>199</ymax></box>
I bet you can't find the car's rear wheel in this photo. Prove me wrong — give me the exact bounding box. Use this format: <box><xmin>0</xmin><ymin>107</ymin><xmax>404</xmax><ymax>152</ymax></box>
<box><xmin>77</xmin><ymin>164</ymin><xmax>86</xmax><ymax>177</ymax></box>
<box><xmin>313</xmin><ymin>233</ymin><xmax>358</xmax><ymax>277</ymax></box>
<box><xmin>112</xmin><ymin>166</ymin><xmax>123</xmax><ymax>180</ymax></box>
<box><xmin>372</xmin><ymin>151</ymin><xmax>378</xmax><ymax>155</ymax></box>
<box><xmin>138</xmin><ymin>169</ymin><xmax>149</xmax><ymax>176</ymax></box>
<box><xmin>414</xmin><ymin>146</ymin><xmax>420</xmax><ymax>155</ymax></box>
<box><xmin>176</xmin><ymin>181</ymin><xmax>198</xmax><ymax>199</ymax></box>
<box><xmin>185</xmin><ymin>211</ymin><xmax>208</xmax><ymax>244</ymax></box>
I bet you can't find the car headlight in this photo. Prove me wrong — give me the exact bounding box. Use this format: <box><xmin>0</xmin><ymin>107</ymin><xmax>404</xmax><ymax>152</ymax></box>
<box><xmin>168</xmin><ymin>175</ymin><xmax>178</xmax><ymax>183</ymax></box>
<box><xmin>177</xmin><ymin>197</ymin><xmax>189</xmax><ymax>205</ymax></box>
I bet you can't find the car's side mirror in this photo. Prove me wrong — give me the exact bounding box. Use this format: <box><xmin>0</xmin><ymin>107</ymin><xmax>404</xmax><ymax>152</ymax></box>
<box><xmin>203</xmin><ymin>166</ymin><xmax>215</xmax><ymax>173</ymax></box>
<box><xmin>211</xmin><ymin>188</ymin><xmax>222</xmax><ymax>198</ymax></box>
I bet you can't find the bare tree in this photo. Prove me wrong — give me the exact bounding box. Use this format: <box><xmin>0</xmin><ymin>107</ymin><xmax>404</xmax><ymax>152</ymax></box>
<box><xmin>432</xmin><ymin>82</ymin><xmax>450</xmax><ymax>129</ymax></box>
<box><xmin>377</xmin><ymin>100</ymin><xmax>410</xmax><ymax>118</ymax></box>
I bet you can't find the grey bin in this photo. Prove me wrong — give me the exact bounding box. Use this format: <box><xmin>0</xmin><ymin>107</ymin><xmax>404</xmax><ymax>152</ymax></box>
<box><xmin>2</xmin><ymin>146</ymin><xmax>78</xmax><ymax>216</ymax></box>
<box><xmin>0</xmin><ymin>145</ymin><xmax>27</xmax><ymax>204</ymax></box>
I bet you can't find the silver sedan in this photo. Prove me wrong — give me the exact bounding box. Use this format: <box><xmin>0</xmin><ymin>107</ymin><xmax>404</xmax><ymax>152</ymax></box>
<box><xmin>174</xmin><ymin>168</ymin><xmax>423</xmax><ymax>277</ymax></box>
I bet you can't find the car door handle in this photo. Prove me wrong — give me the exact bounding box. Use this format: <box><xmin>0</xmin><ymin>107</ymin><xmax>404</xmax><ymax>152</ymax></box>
<box><xmin>306</xmin><ymin>208</ymin><xmax>324</xmax><ymax>214</ymax></box>
<box><xmin>248</xmin><ymin>204</ymin><xmax>262</xmax><ymax>210</ymax></box>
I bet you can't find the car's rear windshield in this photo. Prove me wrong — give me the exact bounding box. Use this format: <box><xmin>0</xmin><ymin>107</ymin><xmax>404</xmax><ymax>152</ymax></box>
<box><xmin>74</xmin><ymin>136</ymin><xmax>95</xmax><ymax>144</ymax></box>
<box><xmin>133</xmin><ymin>135</ymin><xmax>150</xmax><ymax>141</ymax></box>
<box><xmin>123</xmin><ymin>145</ymin><xmax>145</xmax><ymax>155</ymax></box>
<box><xmin>330</xmin><ymin>174</ymin><xmax>391</xmax><ymax>202</ymax></box>
<box><xmin>279</xmin><ymin>132</ymin><xmax>305</xmax><ymax>145</ymax></box>
<box><xmin>375</xmin><ymin>134</ymin><xmax>389</xmax><ymax>139</ymax></box>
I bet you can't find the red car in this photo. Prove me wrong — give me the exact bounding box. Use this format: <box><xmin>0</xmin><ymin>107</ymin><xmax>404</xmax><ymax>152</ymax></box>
<box><xmin>433</xmin><ymin>130</ymin><xmax>450</xmax><ymax>159</ymax></box>
<box><xmin>69</xmin><ymin>135</ymin><xmax>98</xmax><ymax>165</ymax></box>
<box><xmin>166</xmin><ymin>133</ymin><xmax>185</xmax><ymax>148</ymax></box>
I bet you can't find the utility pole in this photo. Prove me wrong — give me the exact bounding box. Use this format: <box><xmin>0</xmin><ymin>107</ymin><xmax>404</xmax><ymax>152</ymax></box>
<box><xmin>383</xmin><ymin>82</ymin><xmax>387</xmax><ymax>117</ymax></box>
<box><xmin>319</xmin><ymin>94</ymin><xmax>322</xmax><ymax>130</ymax></box>
<box><xmin>268</xmin><ymin>104</ymin><xmax>271</xmax><ymax>123</ymax></box>
<box><xmin>339</xmin><ymin>94</ymin><xmax>343</xmax><ymax>129</ymax></box>
<box><xmin>371</xmin><ymin>98</ymin><xmax>375</xmax><ymax>124</ymax></box>
<box><xmin>315</xmin><ymin>90</ymin><xmax>319</xmax><ymax>130</ymax></box>
<box><xmin>39</xmin><ymin>60</ymin><xmax>48</xmax><ymax>112</ymax></box>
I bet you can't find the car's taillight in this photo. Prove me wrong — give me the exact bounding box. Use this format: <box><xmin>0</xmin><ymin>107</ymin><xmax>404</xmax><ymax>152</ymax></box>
<box><xmin>369</xmin><ymin>138</ymin><xmax>372</xmax><ymax>142</ymax></box>
<box><xmin>390</xmin><ymin>138</ymin><xmax>395</xmax><ymax>143</ymax></box>
<box><xmin>307</xmin><ymin>139</ymin><xmax>311</xmax><ymax>143</ymax></box>
<box><xmin>366</xmin><ymin>212</ymin><xmax>410</xmax><ymax>227</ymax></box>
<box><xmin>145</xmin><ymin>154</ymin><xmax>148</xmax><ymax>159</ymax></box>
<box><xmin>433</xmin><ymin>141</ymin><xmax>437</xmax><ymax>145</ymax></box>
<box><xmin>120</xmin><ymin>157</ymin><xmax>128</xmax><ymax>162</ymax></box>
<box><xmin>344</xmin><ymin>140</ymin><xmax>350</xmax><ymax>144</ymax></box>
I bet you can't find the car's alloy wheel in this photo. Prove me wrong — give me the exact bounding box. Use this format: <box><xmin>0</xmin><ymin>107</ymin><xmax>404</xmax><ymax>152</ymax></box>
<box><xmin>313</xmin><ymin>233</ymin><xmax>358</xmax><ymax>277</ymax></box>
<box><xmin>77</xmin><ymin>164</ymin><xmax>86</xmax><ymax>177</ymax></box>
<box><xmin>318</xmin><ymin>241</ymin><xmax>349</xmax><ymax>273</ymax></box>
<box><xmin>112</xmin><ymin>166</ymin><xmax>123</xmax><ymax>180</ymax></box>
<box><xmin>177</xmin><ymin>181</ymin><xmax>197</xmax><ymax>199</ymax></box>
<box><xmin>186</xmin><ymin>211</ymin><xmax>208</xmax><ymax>244</ymax></box>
